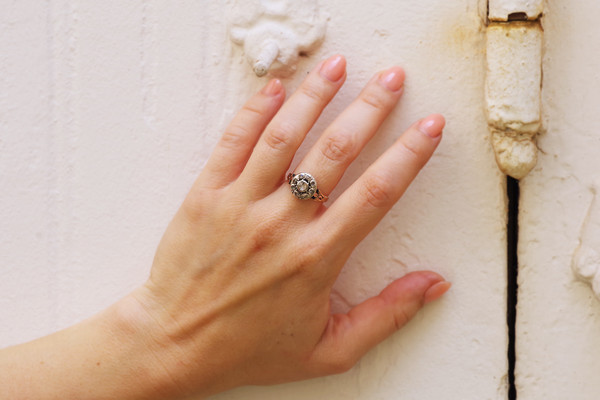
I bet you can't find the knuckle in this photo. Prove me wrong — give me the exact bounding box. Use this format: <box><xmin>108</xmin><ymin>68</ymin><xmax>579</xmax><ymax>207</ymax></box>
<box><xmin>391</xmin><ymin>306</ymin><xmax>411</xmax><ymax>331</ymax></box>
<box><xmin>361</xmin><ymin>174</ymin><xmax>393</xmax><ymax>209</ymax></box>
<box><xmin>264</xmin><ymin>121</ymin><xmax>297</xmax><ymax>152</ymax></box>
<box><xmin>398</xmin><ymin>138</ymin><xmax>421</xmax><ymax>160</ymax></box>
<box><xmin>250</xmin><ymin>207</ymin><xmax>289</xmax><ymax>249</ymax></box>
<box><xmin>181</xmin><ymin>187</ymin><xmax>209</xmax><ymax>221</ymax></box>
<box><xmin>241</xmin><ymin>103</ymin><xmax>265</xmax><ymax>118</ymax></box>
<box><xmin>287</xmin><ymin>238</ymin><xmax>329</xmax><ymax>276</ymax></box>
<box><xmin>299</xmin><ymin>80</ymin><xmax>328</xmax><ymax>104</ymax></box>
<box><xmin>360</xmin><ymin>89</ymin><xmax>392</xmax><ymax>112</ymax></box>
<box><xmin>220</xmin><ymin>125</ymin><xmax>252</xmax><ymax>150</ymax></box>
<box><xmin>327</xmin><ymin>353</ymin><xmax>357</xmax><ymax>374</ymax></box>
<box><xmin>250</xmin><ymin>218</ymin><xmax>279</xmax><ymax>251</ymax></box>
<box><xmin>321</xmin><ymin>131</ymin><xmax>356</xmax><ymax>164</ymax></box>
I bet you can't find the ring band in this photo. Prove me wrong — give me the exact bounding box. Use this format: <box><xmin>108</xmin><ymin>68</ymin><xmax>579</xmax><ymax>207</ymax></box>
<box><xmin>287</xmin><ymin>172</ymin><xmax>328</xmax><ymax>202</ymax></box>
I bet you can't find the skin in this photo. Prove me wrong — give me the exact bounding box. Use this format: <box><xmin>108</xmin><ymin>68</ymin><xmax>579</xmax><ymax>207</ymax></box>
<box><xmin>0</xmin><ymin>55</ymin><xmax>449</xmax><ymax>400</ymax></box>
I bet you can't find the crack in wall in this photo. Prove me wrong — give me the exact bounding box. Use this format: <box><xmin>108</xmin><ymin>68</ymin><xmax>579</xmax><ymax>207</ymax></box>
<box><xmin>506</xmin><ymin>176</ymin><xmax>519</xmax><ymax>400</ymax></box>
<box><xmin>486</xmin><ymin>2</ymin><xmax>544</xmax><ymax>396</ymax></box>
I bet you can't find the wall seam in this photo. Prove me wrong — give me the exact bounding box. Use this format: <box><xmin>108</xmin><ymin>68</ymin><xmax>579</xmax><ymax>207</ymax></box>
<box><xmin>485</xmin><ymin>1</ymin><xmax>545</xmax><ymax>398</ymax></box>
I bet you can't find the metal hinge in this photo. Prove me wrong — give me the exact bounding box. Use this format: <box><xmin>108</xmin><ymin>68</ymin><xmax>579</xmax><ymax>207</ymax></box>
<box><xmin>486</xmin><ymin>0</ymin><xmax>544</xmax><ymax>179</ymax></box>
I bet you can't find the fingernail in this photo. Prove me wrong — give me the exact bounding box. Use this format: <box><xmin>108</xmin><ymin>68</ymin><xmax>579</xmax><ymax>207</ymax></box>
<box><xmin>418</xmin><ymin>114</ymin><xmax>445</xmax><ymax>138</ymax></box>
<box><xmin>424</xmin><ymin>281</ymin><xmax>452</xmax><ymax>305</ymax></box>
<box><xmin>319</xmin><ymin>55</ymin><xmax>346</xmax><ymax>82</ymax></box>
<box><xmin>378</xmin><ymin>66</ymin><xmax>405</xmax><ymax>91</ymax></box>
<box><xmin>262</xmin><ymin>79</ymin><xmax>283</xmax><ymax>96</ymax></box>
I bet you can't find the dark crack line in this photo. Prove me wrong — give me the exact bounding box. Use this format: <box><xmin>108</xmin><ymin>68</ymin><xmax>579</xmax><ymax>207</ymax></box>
<box><xmin>507</xmin><ymin>177</ymin><xmax>519</xmax><ymax>400</ymax></box>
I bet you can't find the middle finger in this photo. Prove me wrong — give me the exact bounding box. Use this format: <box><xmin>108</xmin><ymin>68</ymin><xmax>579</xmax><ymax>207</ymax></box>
<box><xmin>292</xmin><ymin>66</ymin><xmax>406</xmax><ymax>202</ymax></box>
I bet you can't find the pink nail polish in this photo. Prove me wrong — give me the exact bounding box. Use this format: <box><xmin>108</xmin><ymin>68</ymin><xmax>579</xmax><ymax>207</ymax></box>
<box><xmin>262</xmin><ymin>79</ymin><xmax>283</xmax><ymax>96</ymax></box>
<box><xmin>418</xmin><ymin>114</ymin><xmax>445</xmax><ymax>138</ymax></box>
<box><xmin>379</xmin><ymin>66</ymin><xmax>405</xmax><ymax>91</ymax></box>
<box><xmin>424</xmin><ymin>281</ymin><xmax>452</xmax><ymax>304</ymax></box>
<box><xmin>319</xmin><ymin>55</ymin><xmax>346</xmax><ymax>82</ymax></box>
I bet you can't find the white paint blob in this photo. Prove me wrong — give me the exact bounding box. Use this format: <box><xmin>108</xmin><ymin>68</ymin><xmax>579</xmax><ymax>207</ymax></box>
<box><xmin>229</xmin><ymin>0</ymin><xmax>327</xmax><ymax>77</ymax></box>
<box><xmin>572</xmin><ymin>187</ymin><xmax>600</xmax><ymax>300</ymax></box>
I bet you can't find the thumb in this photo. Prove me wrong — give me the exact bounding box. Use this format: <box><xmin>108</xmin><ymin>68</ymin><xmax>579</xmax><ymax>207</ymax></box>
<box><xmin>308</xmin><ymin>271</ymin><xmax>450</xmax><ymax>375</ymax></box>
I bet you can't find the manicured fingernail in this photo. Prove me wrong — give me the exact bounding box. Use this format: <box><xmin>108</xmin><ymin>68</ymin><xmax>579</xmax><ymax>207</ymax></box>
<box><xmin>424</xmin><ymin>281</ymin><xmax>452</xmax><ymax>304</ymax></box>
<box><xmin>319</xmin><ymin>55</ymin><xmax>346</xmax><ymax>82</ymax></box>
<box><xmin>379</xmin><ymin>66</ymin><xmax>405</xmax><ymax>91</ymax></box>
<box><xmin>418</xmin><ymin>114</ymin><xmax>445</xmax><ymax>138</ymax></box>
<box><xmin>262</xmin><ymin>79</ymin><xmax>283</xmax><ymax>96</ymax></box>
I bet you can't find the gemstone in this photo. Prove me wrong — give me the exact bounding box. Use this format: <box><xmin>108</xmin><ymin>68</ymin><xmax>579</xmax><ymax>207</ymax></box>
<box><xmin>297</xmin><ymin>180</ymin><xmax>309</xmax><ymax>192</ymax></box>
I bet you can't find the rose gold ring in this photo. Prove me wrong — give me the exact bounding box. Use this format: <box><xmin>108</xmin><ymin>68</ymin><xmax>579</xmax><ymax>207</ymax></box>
<box><xmin>287</xmin><ymin>172</ymin><xmax>328</xmax><ymax>202</ymax></box>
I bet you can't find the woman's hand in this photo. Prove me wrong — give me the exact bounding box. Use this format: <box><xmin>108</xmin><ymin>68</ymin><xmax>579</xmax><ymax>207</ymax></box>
<box><xmin>128</xmin><ymin>55</ymin><xmax>450</xmax><ymax>398</ymax></box>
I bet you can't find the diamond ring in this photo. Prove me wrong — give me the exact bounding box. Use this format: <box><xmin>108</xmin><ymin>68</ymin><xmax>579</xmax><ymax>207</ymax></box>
<box><xmin>287</xmin><ymin>172</ymin><xmax>328</xmax><ymax>202</ymax></box>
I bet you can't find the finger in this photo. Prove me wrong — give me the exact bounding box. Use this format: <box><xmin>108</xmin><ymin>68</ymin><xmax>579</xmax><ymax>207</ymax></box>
<box><xmin>295</xmin><ymin>66</ymin><xmax>405</xmax><ymax>200</ymax></box>
<box><xmin>239</xmin><ymin>55</ymin><xmax>347</xmax><ymax>198</ymax></box>
<box><xmin>308</xmin><ymin>271</ymin><xmax>450</xmax><ymax>375</ymax></box>
<box><xmin>199</xmin><ymin>79</ymin><xmax>285</xmax><ymax>189</ymax></box>
<box><xmin>324</xmin><ymin>114</ymin><xmax>445</xmax><ymax>250</ymax></box>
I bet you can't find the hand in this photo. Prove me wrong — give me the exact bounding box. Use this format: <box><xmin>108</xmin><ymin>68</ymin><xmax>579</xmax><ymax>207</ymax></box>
<box><xmin>129</xmin><ymin>54</ymin><xmax>450</xmax><ymax>398</ymax></box>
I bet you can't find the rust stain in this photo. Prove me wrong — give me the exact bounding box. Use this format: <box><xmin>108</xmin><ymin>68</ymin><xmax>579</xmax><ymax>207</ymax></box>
<box><xmin>440</xmin><ymin>14</ymin><xmax>486</xmax><ymax>56</ymax></box>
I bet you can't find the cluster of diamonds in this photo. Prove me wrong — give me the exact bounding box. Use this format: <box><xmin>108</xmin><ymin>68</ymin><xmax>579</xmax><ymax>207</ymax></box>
<box><xmin>290</xmin><ymin>173</ymin><xmax>317</xmax><ymax>200</ymax></box>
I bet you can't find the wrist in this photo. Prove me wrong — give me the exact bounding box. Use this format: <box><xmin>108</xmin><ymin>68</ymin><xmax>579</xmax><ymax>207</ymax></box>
<box><xmin>109</xmin><ymin>288</ymin><xmax>193</xmax><ymax>400</ymax></box>
<box><xmin>0</xmin><ymin>288</ymin><xmax>194</xmax><ymax>400</ymax></box>
<box><xmin>116</xmin><ymin>286</ymin><xmax>234</xmax><ymax>399</ymax></box>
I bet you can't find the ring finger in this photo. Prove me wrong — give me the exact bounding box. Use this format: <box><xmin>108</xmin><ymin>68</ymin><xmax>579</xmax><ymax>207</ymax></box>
<box><xmin>292</xmin><ymin>66</ymin><xmax>406</xmax><ymax>203</ymax></box>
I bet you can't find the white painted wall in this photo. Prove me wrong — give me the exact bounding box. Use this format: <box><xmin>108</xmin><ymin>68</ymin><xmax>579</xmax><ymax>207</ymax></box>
<box><xmin>517</xmin><ymin>0</ymin><xmax>600</xmax><ymax>398</ymax></box>
<box><xmin>0</xmin><ymin>1</ymin><xmax>509</xmax><ymax>399</ymax></box>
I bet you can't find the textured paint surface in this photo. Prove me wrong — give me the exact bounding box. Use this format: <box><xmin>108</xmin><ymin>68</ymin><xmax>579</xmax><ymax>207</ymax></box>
<box><xmin>0</xmin><ymin>1</ymin><xmax>508</xmax><ymax>399</ymax></box>
<box><xmin>517</xmin><ymin>0</ymin><xmax>600</xmax><ymax>398</ymax></box>
<box><xmin>486</xmin><ymin>23</ymin><xmax>542</xmax><ymax>133</ymax></box>
<box><xmin>486</xmin><ymin>22</ymin><xmax>542</xmax><ymax>179</ymax></box>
